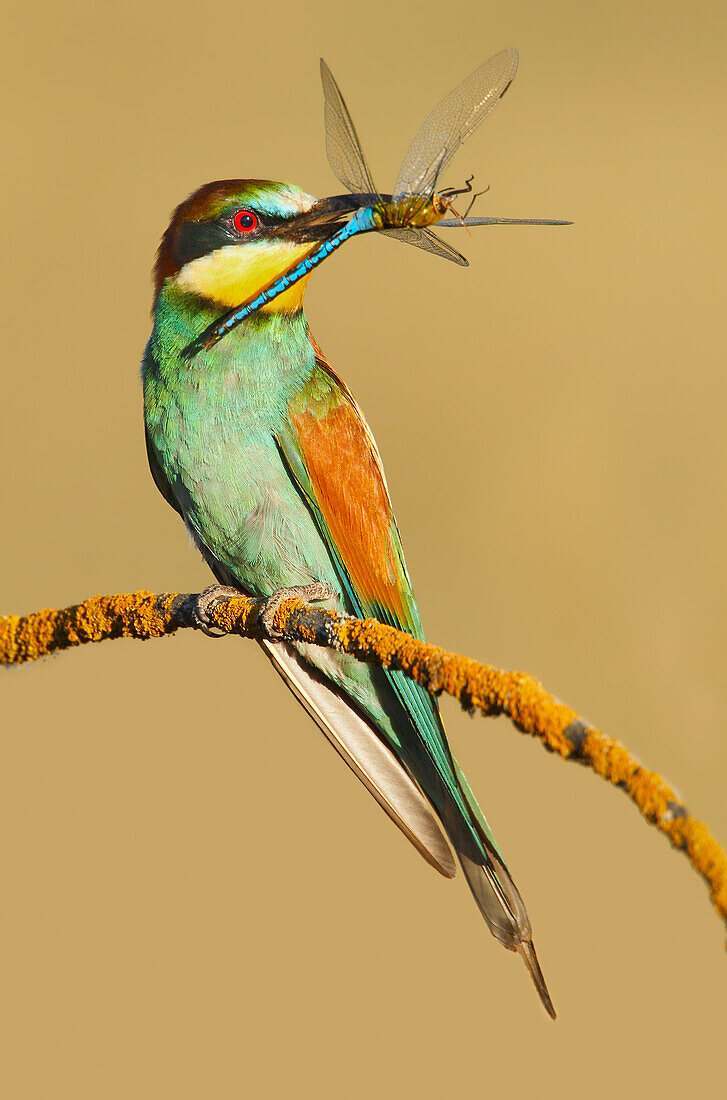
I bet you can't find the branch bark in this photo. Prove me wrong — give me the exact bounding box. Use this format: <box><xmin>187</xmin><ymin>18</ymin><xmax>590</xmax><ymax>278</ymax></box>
<box><xmin>2</xmin><ymin>588</ymin><xmax>725</xmax><ymax>940</ymax></box>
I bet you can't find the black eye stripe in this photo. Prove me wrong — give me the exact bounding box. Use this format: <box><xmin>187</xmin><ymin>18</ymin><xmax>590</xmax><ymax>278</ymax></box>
<box><xmin>173</xmin><ymin>221</ymin><xmax>231</xmax><ymax>267</ymax></box>
<box><xmin>172</xmin><ymin>210</ymin><xmax>292</xmax><ymax>268</ymax></box>
<box><xmin>224</xmin><ymin>210</ymin><xmax>287</xmax><ymax>232</ymax></box>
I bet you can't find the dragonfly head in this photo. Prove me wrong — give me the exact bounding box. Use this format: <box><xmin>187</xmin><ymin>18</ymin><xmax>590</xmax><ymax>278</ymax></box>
<box><xmin>432</xmin><ymin>174</ymin><xmax>573</xmax><ymax>232</ymax></box>
<box><xmin>376</xmin><ymin>179</ymin><xmax>484</xmax><ymax>231</ymax></box>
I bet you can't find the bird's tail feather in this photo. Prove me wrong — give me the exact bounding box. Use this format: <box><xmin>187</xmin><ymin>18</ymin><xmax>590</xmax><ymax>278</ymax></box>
<box><xmin>443</xmin><ymin>792</ymin><xmax>556</xmax><ymax>1019</ymax></box>
<box><xmin>259</xmin><ymin>629</ymin><xmax>555</xmax><ymax>1016</ymax></box>
<box><xmin>517</xmin><ymin>940</ymin><xmax>555</xmax><ymax>1020</ymax></box>
<box><xmin>261</xmin><ymin>638</ymin><xmax>457</xmax><ymax>878</ymax></box>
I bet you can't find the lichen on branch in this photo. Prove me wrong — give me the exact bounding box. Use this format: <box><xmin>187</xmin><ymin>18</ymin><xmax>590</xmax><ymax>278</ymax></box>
<box><xmin>2</xmin><ymin>588</ymin><xmax>725</xmax><ymax>940</ymax></box>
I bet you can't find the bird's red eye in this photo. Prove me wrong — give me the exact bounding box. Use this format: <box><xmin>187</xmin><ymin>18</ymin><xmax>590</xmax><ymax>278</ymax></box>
<box><xmin>233</xmin><ymin>209</ymin><xmax>259</xmax><ymax>233</ymax></box>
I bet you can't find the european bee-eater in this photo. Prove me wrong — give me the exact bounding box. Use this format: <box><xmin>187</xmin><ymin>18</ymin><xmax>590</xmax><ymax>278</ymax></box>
<box><xmin>142</xmin><ymin>178</ymin><xmax>556</xmax><ymax>1018</ymax></box>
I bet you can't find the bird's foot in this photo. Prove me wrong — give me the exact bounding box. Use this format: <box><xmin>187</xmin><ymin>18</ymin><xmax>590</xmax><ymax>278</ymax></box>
<box><xmin>260</xmin><ymin>582</ymin><xmax>335</xmax><ymax>640</ymax></box>
<box><xmin>192</xmin><ymin>584</ymin><xmax>244</xmax><ymax>637</ymax></box>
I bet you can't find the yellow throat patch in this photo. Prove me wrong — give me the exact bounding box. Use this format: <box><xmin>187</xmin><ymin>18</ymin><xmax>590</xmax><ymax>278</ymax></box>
<box><xmin>174</xmin><ymin>240</ymin><xmax>316</xmax><ymax>312</ymax></box>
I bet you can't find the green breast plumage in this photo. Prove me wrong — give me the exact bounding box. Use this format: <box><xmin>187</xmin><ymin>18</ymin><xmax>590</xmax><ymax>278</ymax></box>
<box><xmin>143</xmin><ymin>287</ymin><xmax>337</xmax><ymax>595</ymax></box>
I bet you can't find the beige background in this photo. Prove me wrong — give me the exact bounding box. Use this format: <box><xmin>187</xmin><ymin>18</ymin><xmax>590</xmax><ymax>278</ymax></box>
<box><xmin>2</xmin><ymin>0</ymin><xmax>725</xmax><ymax>1095</ymax></box>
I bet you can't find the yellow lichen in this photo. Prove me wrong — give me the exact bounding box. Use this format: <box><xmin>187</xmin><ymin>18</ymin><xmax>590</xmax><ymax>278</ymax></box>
<box><xmin>2</xmin><ymin>588</ymin><xmax>726</xmax><ymax>937</ymax></box>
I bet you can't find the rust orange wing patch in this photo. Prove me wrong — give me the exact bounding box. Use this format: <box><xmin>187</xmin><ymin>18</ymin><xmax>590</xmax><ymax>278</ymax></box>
<box><xmin>283</xmin><ymin>336</ymin><xmax>422</xmax><ymax>637</ymax></box>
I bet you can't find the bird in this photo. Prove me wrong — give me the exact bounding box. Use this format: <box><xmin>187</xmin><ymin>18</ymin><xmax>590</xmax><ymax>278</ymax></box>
<box><xmin>142</xmin><ymin>177</ymin><xmax>556</xmax><ymax>1018</ymax></box>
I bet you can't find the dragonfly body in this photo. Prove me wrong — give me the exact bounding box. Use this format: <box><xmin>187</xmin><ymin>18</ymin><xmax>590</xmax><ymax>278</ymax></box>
<box><xmin>186</xmin><ymin>52</ymin><xmax>567</xmax><ymax>357</ymax></box>
<box><xmin>377</xmin><ymin>195</ymin><xmax>446</xmax><ymax>229</ymax></box>
<box><xmin>148</xmin><ymin>53</ymin><xmax>568</xmax><ymax>1017</ymax></box>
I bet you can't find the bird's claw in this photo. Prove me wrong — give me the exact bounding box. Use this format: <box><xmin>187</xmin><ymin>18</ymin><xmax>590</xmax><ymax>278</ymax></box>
<box><xmin>260</xmin><ymin>582</ymin><xmax>335</xmax><ymax>640</ymax></box>
<box><xmin>192</xmin><ymin>584</ymin><xmax>243</xmax><ymax>637</ymax></box>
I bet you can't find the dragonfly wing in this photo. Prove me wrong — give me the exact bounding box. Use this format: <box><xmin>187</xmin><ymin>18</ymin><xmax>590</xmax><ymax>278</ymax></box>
<box><xmin>393</xmin><ymin>47</ymin><xmax>519</xmax><ymax>200</ymax></box>
<box><xmin>320</xmin><ymin>59</ymin><xmax>379</xmax><ymax>196</ymax></box>
<box><xmin>382</xmin><ymin>227</ymin><xmax>469</xmax><ymax>266</ymax></box>
<box><xmin>437</xmin><ymin>216</ymin><xmax>573</xmax><ymax>226</ymax></box>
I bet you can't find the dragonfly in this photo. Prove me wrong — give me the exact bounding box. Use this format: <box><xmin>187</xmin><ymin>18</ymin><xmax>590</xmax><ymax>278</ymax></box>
<box><xmin>184</xmin><ymin>48</ymin><xmax>569</xmax><ymax>358</ymax></box>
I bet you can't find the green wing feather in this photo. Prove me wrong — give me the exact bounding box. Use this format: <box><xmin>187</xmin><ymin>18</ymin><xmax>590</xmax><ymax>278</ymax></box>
<box><xmin>275</xmin><ymin>342</ymin><xmax>496</xmax><ymax>859</ymax></box>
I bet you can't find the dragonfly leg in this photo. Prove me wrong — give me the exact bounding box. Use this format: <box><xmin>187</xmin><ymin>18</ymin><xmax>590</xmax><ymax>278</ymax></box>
<box><xmin>436</xmin><ymin>176</ymin><xmax>492</xmax><ymax>228</ymax></box>
<box><xmin>463</xmin><ymin>183</ymin><xmax>490</xmax><ymax>219</ymax></box>
<box><xmin>438</xmin><ymin>174</ymin><xmax>475</xmax><ymax>201</ymax></box>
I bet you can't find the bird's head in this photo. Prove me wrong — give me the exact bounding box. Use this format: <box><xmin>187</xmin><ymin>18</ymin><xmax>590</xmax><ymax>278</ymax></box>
<box><xmin>154</xmin><ymin>179</ymin><xmax>372</xmax><ymax>314</ymax></box>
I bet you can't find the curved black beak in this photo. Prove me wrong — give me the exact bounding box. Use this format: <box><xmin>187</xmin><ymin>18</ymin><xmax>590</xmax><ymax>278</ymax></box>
<box><xmin>281</xmin><ymin>193</ymin><xmax>390</xmax><ymax>242</ymax></box>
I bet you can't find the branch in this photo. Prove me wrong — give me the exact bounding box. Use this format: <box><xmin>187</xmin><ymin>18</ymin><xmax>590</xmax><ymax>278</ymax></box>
<box><xmin>2</xmin><ymin>589</ymin><xmax>725</xmax><ymax>940</ymax></box>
